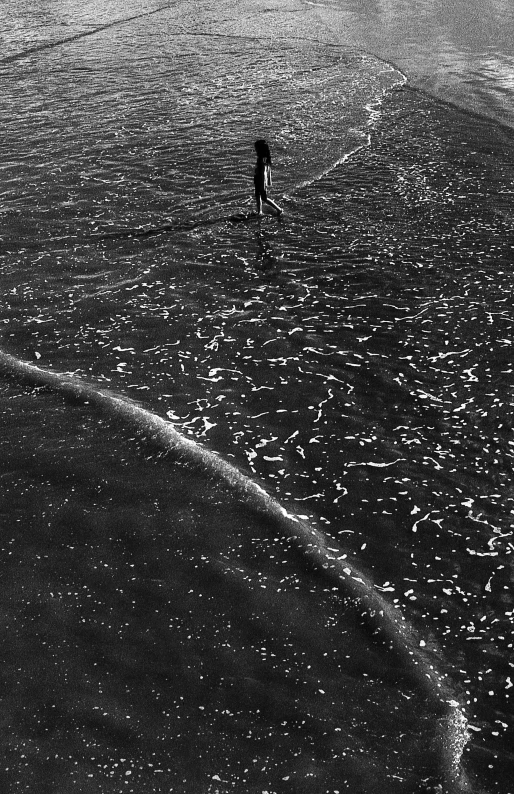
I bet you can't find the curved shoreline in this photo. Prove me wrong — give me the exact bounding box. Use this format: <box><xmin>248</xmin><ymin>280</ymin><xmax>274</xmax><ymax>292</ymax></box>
<box><xmin>0</xmin><ymin>348</ymin><xmax>473</xmax><ymax>792</ymax></box>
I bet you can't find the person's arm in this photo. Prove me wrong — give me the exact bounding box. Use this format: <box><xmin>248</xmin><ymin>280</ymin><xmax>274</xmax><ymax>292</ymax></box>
<box><xmin>266</xmin><ymin>163</ymin><xmax>272</xmax><ymax>188</ymax></box>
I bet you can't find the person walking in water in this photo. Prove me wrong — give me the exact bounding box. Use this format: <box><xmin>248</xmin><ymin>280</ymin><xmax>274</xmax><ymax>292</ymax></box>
<box><xmin>254</xmin><ymin>139</ymin><xmax>282</xmax><ymax>216</ymax></box>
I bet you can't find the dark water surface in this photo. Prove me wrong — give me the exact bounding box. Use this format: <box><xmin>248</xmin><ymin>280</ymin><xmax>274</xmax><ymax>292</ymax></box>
<box><xmin>1</xmin><ymin>1</ymin><xmax>513</xmax><ymax>792</ymax></box>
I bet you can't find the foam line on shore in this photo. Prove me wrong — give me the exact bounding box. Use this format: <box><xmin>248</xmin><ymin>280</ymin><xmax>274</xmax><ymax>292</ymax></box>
<box><xmin>0</xmin><ymin>348</ymin><xmax>473</xmax><ymax>793</ymax></box>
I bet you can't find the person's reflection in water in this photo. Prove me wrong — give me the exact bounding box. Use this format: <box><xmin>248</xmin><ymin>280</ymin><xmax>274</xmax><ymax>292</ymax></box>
<box><xmin>254</xmin><ymin>225</ymin><xmax>278</xmax><ymax>272</ymax></box>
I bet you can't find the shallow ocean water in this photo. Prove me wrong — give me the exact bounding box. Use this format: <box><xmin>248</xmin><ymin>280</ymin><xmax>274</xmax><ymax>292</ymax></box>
<box><xmin>302</xmin><ymin>0</ymin><xmax>514</xmax><ymax>127</ymax></box>
<box><xmin>1</xmin><ymin>1</ymin><xmax>513</xmax><ymax>792</ymax></box>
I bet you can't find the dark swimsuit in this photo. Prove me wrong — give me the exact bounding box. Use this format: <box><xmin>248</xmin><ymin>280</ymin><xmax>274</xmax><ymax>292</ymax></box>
<box><xmin>254</xmin><ymin>160</ymin><xmax>269</xmax><ymax>199</ymax></box>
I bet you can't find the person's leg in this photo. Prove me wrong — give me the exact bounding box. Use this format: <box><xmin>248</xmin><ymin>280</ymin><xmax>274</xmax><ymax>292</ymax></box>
<box><xmin>263</xmin><ymin>196</ymin><xmax>282</xmax><ymax>215</ymax></box>
<box><xmin>255</xmin><ymin>186</ymin><xmax>263</xmax><ymax>214</ymax></box>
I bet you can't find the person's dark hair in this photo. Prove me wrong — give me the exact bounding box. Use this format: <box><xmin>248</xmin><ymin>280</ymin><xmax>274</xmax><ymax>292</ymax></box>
<box><xmin>254</xmin><ymin>139</ymin><xmax>272</xmax><ymax>164</ymax></box>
